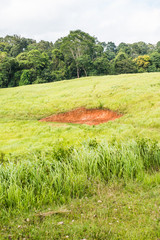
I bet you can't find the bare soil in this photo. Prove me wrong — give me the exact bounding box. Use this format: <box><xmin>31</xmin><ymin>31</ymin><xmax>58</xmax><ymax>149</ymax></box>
<box><xmin>39</xmin><ymin>107</ymin><xmax>122</xmax><ymax>125</ymax></box>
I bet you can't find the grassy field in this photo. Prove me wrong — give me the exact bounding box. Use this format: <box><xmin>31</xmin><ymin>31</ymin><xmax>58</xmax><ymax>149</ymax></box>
<box><xmin>0</xmin><ymin>72</ymin><xmax>160</xmax><ymax>153</ymax></box>
<box><xmin>0</xmin><ymin>72</ymin><xmax>160</xmax><ymax>239</ymax></box>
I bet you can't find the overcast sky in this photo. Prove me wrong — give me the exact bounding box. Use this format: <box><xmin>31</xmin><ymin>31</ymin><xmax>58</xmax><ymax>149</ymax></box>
<box><xmin>0</xmin><ymin>0</ymin><xmax>160</xmax><ymax>45</ymax></box>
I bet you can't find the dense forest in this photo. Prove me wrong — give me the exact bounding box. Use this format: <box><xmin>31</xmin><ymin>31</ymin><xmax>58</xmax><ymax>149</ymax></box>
<box><xmin>1</xmin><ymin>30</ymin><xmax>160</xmax><ymax>88</ymax></box>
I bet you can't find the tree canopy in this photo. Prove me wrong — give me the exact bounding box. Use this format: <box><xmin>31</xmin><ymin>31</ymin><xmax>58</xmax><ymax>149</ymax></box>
<box><xmin>0</xmin><ymin>30</ymin><xmax>160</xmax><ymax>88</ymax></box>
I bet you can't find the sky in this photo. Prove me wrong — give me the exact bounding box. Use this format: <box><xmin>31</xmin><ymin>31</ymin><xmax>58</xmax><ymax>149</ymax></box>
<box><xmin>0</xmin><ymin>0</ymin><xmax>160</xmax><ymax>45</ymax></box>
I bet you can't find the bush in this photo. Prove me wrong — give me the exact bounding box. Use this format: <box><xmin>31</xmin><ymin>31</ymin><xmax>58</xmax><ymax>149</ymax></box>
<box><xmin>19</xmin><ymin>69</ymin><xmax>36</xmax><ymax>86</ymax></box>
<box><xmin>33</xmin><ymin>77</ymin><xmax>47</xmax><ymax>84</ymax></box>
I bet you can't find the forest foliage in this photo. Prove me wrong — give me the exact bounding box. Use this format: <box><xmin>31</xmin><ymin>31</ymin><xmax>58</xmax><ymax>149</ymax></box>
<box><xmin>1</xmin><ymin>30</ymin><xmax>160</xmax><ymax>87</ymax></box>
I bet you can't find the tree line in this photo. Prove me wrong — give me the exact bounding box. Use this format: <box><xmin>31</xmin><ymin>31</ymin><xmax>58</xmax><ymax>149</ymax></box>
<box><xmin>1</xmin><ymin>30</ymin><xmax>160</xmax><ymax>88</ymax></box>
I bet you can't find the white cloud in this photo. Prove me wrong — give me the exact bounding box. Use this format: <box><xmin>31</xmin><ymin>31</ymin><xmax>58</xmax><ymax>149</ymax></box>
<box><xmin>0</xmin><ymin>0</ymin><xmax>160</xmax><ymax>44</ymax></box>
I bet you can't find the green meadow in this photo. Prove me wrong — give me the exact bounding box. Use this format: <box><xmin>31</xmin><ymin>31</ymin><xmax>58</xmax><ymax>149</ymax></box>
<box><xmin>0</xmin><ymin>72</ymin><xmax>160</xmax><ymax>239</ymax></box>
<box><xmin>0</xmin><ymin>72</ymin><xmax>160</xmax><ymax>153</ymax></box>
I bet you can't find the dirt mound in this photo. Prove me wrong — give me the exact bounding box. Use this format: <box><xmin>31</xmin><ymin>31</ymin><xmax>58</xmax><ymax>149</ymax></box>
<box><xmin>39</xmin><ymin>107</ymin><xmax>122</xmax><ymax>125</ymax></box>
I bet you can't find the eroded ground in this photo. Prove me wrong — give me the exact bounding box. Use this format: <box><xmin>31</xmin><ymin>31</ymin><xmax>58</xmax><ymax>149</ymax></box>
<box><xmin>39</xmin><ymin>107</ymin><xmax>122</xmax><ymax>125</ymax></box>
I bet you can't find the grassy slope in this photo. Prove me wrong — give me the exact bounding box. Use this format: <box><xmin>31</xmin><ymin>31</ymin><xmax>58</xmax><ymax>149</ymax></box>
<box><xmin>0</xmin><ymin>73</ymin><xmax>160</xmax><ymax>239</ymax></box>
<box><xmin>0</xmin><ymin>72</ymin><xmax>160</xmax><ymax>153</ymax></box>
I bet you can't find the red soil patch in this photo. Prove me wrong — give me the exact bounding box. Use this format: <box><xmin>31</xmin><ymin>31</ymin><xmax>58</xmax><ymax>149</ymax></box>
<box><xmin>39</xmin><ymin>107</ymin><xmax>122</xmax><ymax>126</ymax></box>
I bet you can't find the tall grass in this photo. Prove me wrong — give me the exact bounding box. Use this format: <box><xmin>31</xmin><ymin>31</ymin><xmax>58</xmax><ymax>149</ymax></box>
<box><xmin>0</xmin><ymin>138</ymin><xmax>160</xmax><ymax>215</ymax></box>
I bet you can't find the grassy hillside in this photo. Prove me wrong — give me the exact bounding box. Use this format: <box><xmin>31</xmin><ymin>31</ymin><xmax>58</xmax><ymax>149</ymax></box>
<box><xmin>0</xmin><ymin>73</ymin><xmax>160</xmax><ymax>239</ymax></box>
<box><xmin>0</xmin><ymin>72</ymin><xmax>160</xmax><ymax>153</ymax></box>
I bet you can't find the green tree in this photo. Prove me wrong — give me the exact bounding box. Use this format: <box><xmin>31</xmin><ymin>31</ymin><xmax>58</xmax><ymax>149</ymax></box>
<box><xmin>55</xmin><ymin>30</ymin><xmax>96</xmax><ymax>78</ymax></box>
<box><xmin>105</xmin><ymin>42</ymin><xmax>117</xmax><ymax>60</ymax></box>
<box><xmin>156</xmin><ymin>41</ymin><xmax>160</xmax><ymax>53</ymax></box>
<box><xmin>147</xmin><ymin>43</ymin><xmax>155</xmax><ymax>54</ymax></box>
<box><xmin>137</xmin><ymin>42</ymin><xmax>148</xmax><ymax>55</ymax></box>
<box><xmin>150</xmin><ymin>52</ymin><xmax>160</xmax><ymax>71</ymax></box>
<box><xmin>51</xmin><ymin>49</ymin><xmax>64</xmax><ymax>69</ymax></box>
<box><xmin>117</xmin><ymin>43</ymin><xmax>131</xmax><ymax>56</ymax></box>
<box><xmin>76</xmin><ymin>54</ymin><xmax>92</xmax><ymax>77</ymax></box>
<box><xmin>0</xmin><ymin>52</ymin><xmax>18</xmax><ymax>87</ymax></box>
<box><xmin>49</xmin><ymin>49</ymin><xmax>67</xmax><ymax>80</ymax></box>
<box><xmin>19</xmin><ymin>69</ymin><xmax>35</xmax><ymax>86</ymax></box>
<box><xmin>16</xmin><ymin>52</ymin><xmax>31</xmax><ymax>69</ymax></box>
<box><xmin>93</xmin><ymin>56</ymin><xmax>110</xmax><ymax>75</ymax></box>
<box><xmin>27</xmin><ymin>50</ymin><xmax>49</xmax><ymax>71</ymax></box>
<box><xmin>134</xmin><ymin>55</ymin><xmax>151</xmax><ymax>72</ymax></box>
<box><xmin>1</xmin><ymin>35</ymin><xmax>35</xmax><ymax>57</ymax></box>
<box><xmin>131</xmin><ymin>42</ymin><xmax>148</xmax><ymax>57</ymax></box>
<box><xmin>114</xmin><ymin>52</ymin><xmax>137</xmax><ymax>74</ymax></box>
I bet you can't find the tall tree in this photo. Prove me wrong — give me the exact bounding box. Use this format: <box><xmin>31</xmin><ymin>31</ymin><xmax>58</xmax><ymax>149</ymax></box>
<box><xmin>117</xmin><ymin>43</ymin><xmax>131</xmax><ymax>55</ymax></box>
<box><xmin>105</xmin><ymin>42</ymin><xmax>117</xmax><ymax>60</ymax></box>
<box><xmin>114</xmin><ymin>52</ymin><xmax>137</xmax><ymax>74</ymax></box>
<box><xmin>54</xmin><ymin>30</ymin><xmax>96</xmax><ymax>78</ymax></box>
<box><xmin>93</xmin><ymin>56</ymin><xmax>110</xmax><ymax>75</ymax></box>
<box><xmin>150</xmin><ymin>52</ymin><xmax>160</xmax><ymax>70</ymax></box>
<box><xmin>0</xmin><ymin>52</ymin><xmax>18</xmax><ymax>87</ymax></box>
<box><xmin>133</xmin><ymin>55</ymin><xmax>151</xmax><ymax>72</ymax></box>
<box><xmin>27</xmin><ymin>50</ymin><xmax>49</xmax><ymax>72</ymax></box>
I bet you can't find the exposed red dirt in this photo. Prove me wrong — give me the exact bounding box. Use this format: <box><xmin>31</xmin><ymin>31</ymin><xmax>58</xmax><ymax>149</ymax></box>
<box><xmin>39</xmin><ymin>107</ymin><xmax>122</xmax><ymax>125</ymax></box>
